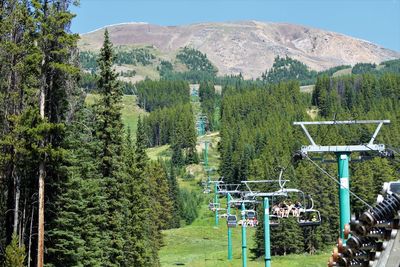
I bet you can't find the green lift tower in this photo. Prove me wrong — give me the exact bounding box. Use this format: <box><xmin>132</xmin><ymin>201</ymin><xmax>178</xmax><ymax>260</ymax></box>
<box><xmin>294</xmin><ymin>120</ymin><xmax>390</xmax><ymax>243</ymax></box>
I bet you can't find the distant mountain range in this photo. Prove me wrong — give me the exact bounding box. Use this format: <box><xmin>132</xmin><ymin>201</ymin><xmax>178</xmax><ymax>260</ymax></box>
<box><xmin>79</xmin><ymin>21</ymin><xmax>400</xmax><ymax>79</ymax></box>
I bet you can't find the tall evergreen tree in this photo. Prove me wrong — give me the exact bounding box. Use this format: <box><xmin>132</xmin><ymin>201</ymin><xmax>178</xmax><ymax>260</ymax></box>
<box><xmin>124</xmin><ymin>116</ymin><xmax>159</xmax><ymax>266</ymax></box>
<box><xmin>166</xmin><ymin>163</ymin><xmax>181</xmax><ymax>228</ymax></box>
<box><xmin>94</xmin><ymin>29</ymin><xmax>127</xmax><ymax>266</ymax></box>
<box><xmin>47</xmin><ymin>106</ymin><xmax>108</xmax><ymax>267</ymax></box>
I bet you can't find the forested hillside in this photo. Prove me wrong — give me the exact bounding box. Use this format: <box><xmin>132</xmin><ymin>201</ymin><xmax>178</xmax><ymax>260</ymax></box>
<box><xmin>262</xmin><ymin>56</ymin><xmax>400</xmax><ymax>85</ymax></box>
<box><xmin>218</xmin><ymin>73</ymin><xmax>400</xmax><ymax>257</ymax></box>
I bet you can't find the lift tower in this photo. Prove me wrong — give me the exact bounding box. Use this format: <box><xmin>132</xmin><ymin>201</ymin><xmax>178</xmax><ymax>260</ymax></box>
<box><xmin>294</xmin><ymin>120</ymin><xmax>390</xmax><ymax>242</ymax></box>
<box><xmin>218</xmin><ymin>183</ymin><xmax>242</xmax><ymax>260</ymax></box>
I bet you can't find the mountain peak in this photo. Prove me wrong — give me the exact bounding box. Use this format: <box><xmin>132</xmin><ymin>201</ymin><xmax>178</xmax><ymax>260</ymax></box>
<box><xmin>79</xmin><ymin>20</ymin><xmax>399</xmax><ymax>78</ymax></box>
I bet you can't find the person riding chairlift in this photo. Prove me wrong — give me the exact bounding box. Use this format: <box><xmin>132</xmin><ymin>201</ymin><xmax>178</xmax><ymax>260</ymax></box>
<box><xmin>272</xmin><ymin>204</ymin><xmax>280</xmax><ymax>217</ymax></box>
<box><xmin>285</xmin><ymin>201</ymin><xmax>294</xmax><ymax>218</ymax></box>
<box><xmin>292</xmin><ymin>201</ymin><xmax>302</xmax><ymax>217</ymax></box>
<box><xmin>278</xmin><ymin>202</ymin><xmax>287</xmax><ymax>217</ymax></box>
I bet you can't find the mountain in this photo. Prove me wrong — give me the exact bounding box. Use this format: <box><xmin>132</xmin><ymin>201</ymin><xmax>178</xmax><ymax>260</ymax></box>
<box><xmin>79</xmin><ymin>21</ymin><xmax>400</xmax><ymax>79</ymax></box>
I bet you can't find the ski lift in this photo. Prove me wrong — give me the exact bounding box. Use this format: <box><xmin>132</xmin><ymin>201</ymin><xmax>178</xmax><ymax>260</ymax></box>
<box><xmin>230</xmin><ymin>202</ymin><xmax>242</xmax><ymax>209</ymax></box>
<box><xmin>298</xmin><ymin>209</ymin><xmax>321</xmax><ymax>227</ymax></box>
<box><xmin>270</xmin><ymin>189</ymin><xmax>315</xmax><ymax>218</ymax></box>
<box><xmin>250</xmin><ymin>218</ymin><xmax>259</xmax><ymax>227</ymax></box>
<box><xmin>246</xmin><ymin>210</ymin><xmax>257</xmax><ymax>220</ymax></box>
<box><xmin>208</xmin><ymin>202</ymin><xmax>220</xmax><ymax>211</ymax></box>
<box><xmin>269</xmin><ymin>215</ymin><xmax>280</xmax><ymax>227</ymax></box>
<box><xmin>237</xmin><ymin>218</ymin><xmax>258</xmax><ymax>227</ymax></box>
<box><xmin>220</xmin><ymin>213</ymin><xmax>228</xmax><ymax>219</ymax></box>
<box><xmin>227</xmin><ymin>215</ymin><xmax>237</xmax><ymax>228</ymax></box>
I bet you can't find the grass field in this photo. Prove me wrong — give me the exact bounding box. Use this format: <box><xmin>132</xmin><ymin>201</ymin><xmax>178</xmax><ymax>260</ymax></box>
<box><xmin>332</xmin><ymin>68</ymin><xmax>352</xmax><ymax>78</ymax></box>
<box><xmin>160</xmin><ymin>130</ymin><xmax>330</xmax><ymax>266</ymax></box>
<box><xmin>85</xmin><ymin>94</ymin><xmax>147</xmax><ymax>136</ymax></box>
<box><xmin>147</xmin><ymin>145</ymin><xmax>171</xmax><ymax>160</ymax></box>
<box><xmin>160</xmin><ymin>201</ymin><xmax>330</xmax><ymax>267</ymax></box>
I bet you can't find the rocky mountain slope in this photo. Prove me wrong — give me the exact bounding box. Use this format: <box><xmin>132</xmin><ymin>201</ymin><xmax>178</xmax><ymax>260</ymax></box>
<box><xmin>79</xmin><ymin>21</ymin><xmax>400</xmax><ymax>78</ymax></box>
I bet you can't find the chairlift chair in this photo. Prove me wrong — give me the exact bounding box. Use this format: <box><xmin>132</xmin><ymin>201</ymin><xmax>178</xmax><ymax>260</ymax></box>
<box><xmin>246</xmin><ymin>210</ymin><xmax>257</xmax><ymax>220</ymax></box>
<box><xmin>298</xmin><ymin>209</ymin><xmax>321</xmax><ymax>227</ymax></box>
<box><xmin>219</xmin><ymin>213</ymin><xmax>228</xmax><ymax>219</ymax></box>
<box><xmin>210</xmin><ymin>202</ymin><xmax>220</xmax><ymax>212</ymax></box>
<box><xmin>208</xmin><ymin>202</ymin><xmax>219</xmax><ymax>211</ymax></box>
<box><xmin>271</xmin><ymin>189</ymin><xmax>315</xmax><ymax>218</ymax></box>
<box><xmin>230</xmin><ymin>202</ymin><xmax>242</xmax><ymax>209</ymax></box>
<box><xmin>227</xmin><ymin>215</ymin><xmax>237</xmax><ymax>228</ymax></box>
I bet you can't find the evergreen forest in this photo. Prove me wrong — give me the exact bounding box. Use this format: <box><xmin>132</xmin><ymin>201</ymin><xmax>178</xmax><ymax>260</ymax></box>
<box><xmin>0</xmin><ymin>1</ymin><xmax>400</xmax><ymax>267</ymax></box>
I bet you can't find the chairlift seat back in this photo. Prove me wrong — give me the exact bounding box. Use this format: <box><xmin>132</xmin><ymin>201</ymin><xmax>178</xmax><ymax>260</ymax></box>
<box><xmin>298</xmin><ymin>210</ymin><xmax>321</xmax><ymax>227</ymax></box>
<box><xmin>227</xmin><ymin>215</ymin><xmax>237</xmax><ymax>228</ymax></box>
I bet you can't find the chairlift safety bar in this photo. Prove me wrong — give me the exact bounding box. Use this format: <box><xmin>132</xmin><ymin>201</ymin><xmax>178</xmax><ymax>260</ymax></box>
<box><xmin>241</xmin><ymin>179</ymin><xmax>290</xmax><ymax>194</ymax></box>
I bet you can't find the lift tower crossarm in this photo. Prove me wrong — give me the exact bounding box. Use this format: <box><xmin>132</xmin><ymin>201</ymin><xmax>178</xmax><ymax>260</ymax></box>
<box><xmin>294</xmin><ymin>120</ymin><xmax>390</xmax><ymax>154</ymax></box>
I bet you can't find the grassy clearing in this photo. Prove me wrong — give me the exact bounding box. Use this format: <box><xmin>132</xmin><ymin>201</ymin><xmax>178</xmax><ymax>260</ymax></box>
<box><xmin>332</xmin><ymin>68</ymin><xmax>352</xmax><ymax>77</ymax></box>
<box><xmin>147</xmin><ymin>145</ymin><xmax>171</xmax><ymax>161</ymax></box>
<box><xmin>160</xmin><ymin>201</ymin><xmax>329</xmax><ymax>267</ymax></box>
<box><xmin>197</xmin><ymin>132</ymin><xmax>220</xmax><ymax>171</ymax></box>
<box><xmin>85</xmin><ymin>94</ymin><xmax>147</xmax><ymax>136</ymax></box>
<box><xmin>160</xmin><ymin>130</ymin><xmax>330</xmax><ymax>266</ymax></box>
<box><xmin>300</xmin><ymin>85</ymin><xmax>315</xmax><ymax>93</ymax></box>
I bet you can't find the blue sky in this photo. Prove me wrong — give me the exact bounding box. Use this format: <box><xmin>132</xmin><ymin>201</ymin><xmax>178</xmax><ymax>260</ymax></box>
<box><xmin>71</xmin><ymin>0</ymin><xmax>400</xmax><ymax>51</ymax></box>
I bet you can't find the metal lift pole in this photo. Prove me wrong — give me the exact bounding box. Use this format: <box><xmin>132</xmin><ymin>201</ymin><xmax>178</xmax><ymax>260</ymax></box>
<box><xmin>241</xmin><ymin>180</ymin><xmax>291</xmax><ymax>267</ymax></box>
<box><xmin>241</xmin><ymin>202</ymin><xmax>247</xmax><ymax>267</ymax></box>
<box><xmin>294</xmin><ymin>120</ymin><xmax>390</xmax><ymax>244</ymax></box>
<box><xmin>337</xmin><ymin>152</ymin><xmax>351</xmax><ymax>241</ymax></box>
<box><xmin>227</xmin><ymin>193</ymin><xmax>232</xmax><ymax>260</ymax></box>
<box><xmin>264</xmin><ymin>197</ymin><xmax>271</xmax><ymax>267</ymax></box>
<box><xmin>214</xmin><ymin>181</ymin><xmax>219</xmax><ymax>227</ymax></box>
<box><xmin>204</xmin><ymin>141</ymin><xmax>209</xmax><ymax>169</ymax></box>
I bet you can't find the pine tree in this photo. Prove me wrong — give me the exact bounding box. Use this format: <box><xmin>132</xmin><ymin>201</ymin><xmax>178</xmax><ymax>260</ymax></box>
<box><xmin>47</xmin><ymin>107</ymin><xmax>108</xmax><ymax>267</ymax></box>
<box><xmin>148</xmin><ymin>161</ymin><xmax>173</xmax><ymax>230</ymax></box>
<box><xmin>270</xmin><ymin>218</ymin><xmax>304</xmax><ymax>255</ymax></box>
<box><xmin>94</xmin><ymin>29</ymin><xmax>127</xmax><ymax>266</ymax></box>
<box><xmin>4</xmin><ymin>234</ymin><xmax>25</xmax><ymax>267</ymax></box>
<box><xmin>166</xmin><ymin>163</ymin><xmax>181</xmax><ymax>228</ymax></box>
<box><xmin>124</xmin><ymin>115</ymin><xmax>159</xmax><ymax>266</ymax></box>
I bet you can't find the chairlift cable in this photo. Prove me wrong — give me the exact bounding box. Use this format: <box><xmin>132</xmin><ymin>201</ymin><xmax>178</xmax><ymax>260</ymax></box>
<box><xmin>305</xmin><ymin>155</ymin><xmax>373</xmax><ymax>209</ymax></box>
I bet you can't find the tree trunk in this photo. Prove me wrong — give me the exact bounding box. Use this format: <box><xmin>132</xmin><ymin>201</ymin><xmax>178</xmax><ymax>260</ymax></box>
<box><xmin>20</xmin><ymin>197</ymin><xmax>27</xmax><ymax>247</ymax></box>
<box><xmin>37</xmin><ymin>52</ymin><xmax>46</xmax><ymax>267</ymax></box>
<box><xmin>37</xmin><ymin>164</ymin><xmax>45</xmax><ymax>267</ymax></box>
<box><xmin>13</xmin><ymin>167</ymin><xmax>20</xmax><ymax>235</ymax></box>
<box><xmin>28</xmin><ymin>207</ymin><xmax>34</xmax><ymax>267</ymax></box>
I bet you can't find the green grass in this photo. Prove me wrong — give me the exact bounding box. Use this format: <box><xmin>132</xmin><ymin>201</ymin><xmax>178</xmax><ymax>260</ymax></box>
<box><xmin>160</xmin><ymin>201</ymin><xmax>330</xmax><ymax>267</ymax></box>
<box><xmin>332</xmin><ymin>67</ymin><xmax>352</xmax><ymax>77</ymax></box>
<box><xmin>160</xmin><ymin>130</ymin><xmax>330</xmax><ymax>266</ymax></box>
<box><xmin>198</xmin><ymin>132</ymin><xmax>221</xmax><ymax>171</ymax></box>
<box><xmin>121</xmin><ymin>95</ymin><xmax>146</xmax><ymax>134</ymax></box>
<box><xmin>85</xmin><ymin>94</ymin><xmax>147</xmax><ymax>136</ymax></box>
<box><xmin>147</xmin><ymin>145</ymin><xmax>171</xmax><ymax>161</ymax></box>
